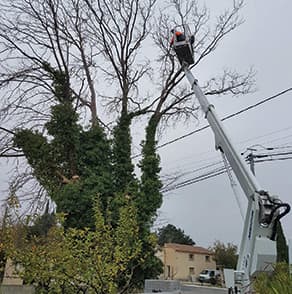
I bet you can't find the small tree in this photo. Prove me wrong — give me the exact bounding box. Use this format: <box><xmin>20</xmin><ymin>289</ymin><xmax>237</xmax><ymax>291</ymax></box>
<box><xmin>157</xmin><ymin>224</ymin><xmax>195</xmax><ymax>246</ymax></box>
<box><xmin>210</xmin><ymin>240</ymin><xmax>238</xmax><ymax>269</ymax></box>
<box><xmin>4</xmin><ymin>197</ymin><xmax>142</xmax><ymax>294</ymax></box>
<box><xmin>276</xmin><ymin>222</ymin><xmax>289</xmax><ymax>263</ymax></box>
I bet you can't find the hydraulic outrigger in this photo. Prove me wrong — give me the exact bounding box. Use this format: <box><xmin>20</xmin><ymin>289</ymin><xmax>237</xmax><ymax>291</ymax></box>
<box><xmin>171</xmin><ymin>28</ymin><xmax>290</xmax><ymax>293</ymax></box>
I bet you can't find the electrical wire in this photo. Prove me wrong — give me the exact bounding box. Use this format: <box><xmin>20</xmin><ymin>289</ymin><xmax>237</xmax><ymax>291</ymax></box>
<box><xmin>254</xmin><ymin>151</ymin><xmax>292</xmax><ymax>158</ymax></box>
<box><xmin>236</xmin><ymin>126</ymin><xmax>292</xmax><ymax>146</ymax></box>
<box><xmin>161</xmin><ymin>169</ymin><xmax>226</xmax><ymax>193</ymax></box>
<box><xmin>161</xmin><ymin>165</ymin><xmax>227</xmax><ymax>193</ymax></box>
<box><xmin>150</xmin><ymin>86</ymin><xmax>292</xmax><ymax>193</ymax></box>
<box><xmin>162</xmin><ymin>151</ymin><xmax>292</xmax><ymax>193</ymax></box>
<box><xmin>171</xmin><ymin>159</ymin><xmax>223</xmax><ymax>178</ymax></box>
<box><xmin>162</xmin><ymin>148</ymin><xmax>292</xmax><ymax>188</ymax></box>
<box><xmin>221</xmin><ymin>151</ymin><xmax>245</xmax><ymax>219</ymax></box>
<box><xmin>132</xmin><ymin>87</ymin><xmax>292</xmax><ymax>159</ymax></box>
<box><xmin>162</xmin><ymin>134</ymin><xmax>292</xmax><ymax>179</ymax></box>
<box><xmin>255</xmin><ymin>156</ymin><xmax>292</xmax><ymax>163</ymax></box>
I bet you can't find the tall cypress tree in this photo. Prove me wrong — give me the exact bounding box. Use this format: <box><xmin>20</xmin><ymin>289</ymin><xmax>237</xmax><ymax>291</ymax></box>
<box><xmin>276</xmin><ymin>221</ymin><xmax>288</xmax><ymax>263</ymax></box>
<box><xmin>138</xmin><ymin>116</ymin><xmax>163</xmax><ymax>227</ymax></box>
<box><xmin>112</xmin><ymin>115</ymin><xmax>137</xmax><ymax>193</ymax></box>
<box><xmin>133</xmin><ymin>116</ymin><xmax>163</xmax><ymax>285</ymax></box>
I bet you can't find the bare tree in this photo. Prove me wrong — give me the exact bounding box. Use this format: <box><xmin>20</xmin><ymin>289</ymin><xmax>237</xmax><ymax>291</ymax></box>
<box><xmin>150</xmin><ymin>0</ymin><xmax>254</xmax><ymax>126</ymax></box>
<box><xmin>0</xmin><ymin>0</ymin><xmax>106</xmax><ymax>210</ymax></box>
<box><xmin>0</xmin><ymin>0</ymin><xmax>254</xmax><ymax>210</ymax></box>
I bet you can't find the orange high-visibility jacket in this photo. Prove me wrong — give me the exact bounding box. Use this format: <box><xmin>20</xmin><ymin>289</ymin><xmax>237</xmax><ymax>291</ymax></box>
<box><xmin>170</xmin><ymin>31</ymin><xmax>185</xmax><ymax>45</ymax></box>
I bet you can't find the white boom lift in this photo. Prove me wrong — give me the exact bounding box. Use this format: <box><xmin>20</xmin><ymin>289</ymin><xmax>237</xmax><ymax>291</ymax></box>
<box><xmin>171</xmin><ymin>28</ymin><xmax>290</xmax><ymax>293</ymax></box>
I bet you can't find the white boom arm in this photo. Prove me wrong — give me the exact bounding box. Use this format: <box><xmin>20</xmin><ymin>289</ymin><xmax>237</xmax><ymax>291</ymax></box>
<box><xmin>182</xmin><ymin>66</ymin><xmax>290</xmax><ymax>293</ymax></box>
<box><xmin>170</xmin><ymin>29</ymin><xmax>289</xmax><ymax>292</ymax></box>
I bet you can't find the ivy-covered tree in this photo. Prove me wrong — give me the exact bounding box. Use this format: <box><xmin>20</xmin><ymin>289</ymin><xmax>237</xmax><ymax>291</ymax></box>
<box><xmin>0</xmin><ymin>0</ymin><xmax>255</xmax><ymax>289</ymax></box>
<box><xmin>139</xmin><ymin>117</ymin><xmax>163</xmax><ymax>228</ymax></box>
<box><xmin>12</xmin><ymin>64</ymin><xmax>162</xmax><ymax>288</ymax></box>
<box><xmin>0</xmin><ymin>0</ymin><xmax>253</xmax><ymax>208</ymax></box>
<box><xmin>112</xmin><ymin>115</ymin><xmax>137</xmax><ymax>194</ymax></box>
<box><xmin>157</xmin><ymin>224</ymin><xmax>195</xmax><ymax>246</ymax></box>
<box><xmin>14</xmin><ymin>65</ymin><xmax>113</xmax><ymax>230</ymax></box>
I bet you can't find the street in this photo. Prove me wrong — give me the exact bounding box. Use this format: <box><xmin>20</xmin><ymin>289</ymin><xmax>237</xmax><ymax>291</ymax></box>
<box><xmin>182</xmin><ymin>284</ymin><xmax>228</xmax><ymax>293</ymax></box>
<box><xmin>144</xmin><ymin>285</ymin><xmax>228</xmax><ymax>294</ymax></box>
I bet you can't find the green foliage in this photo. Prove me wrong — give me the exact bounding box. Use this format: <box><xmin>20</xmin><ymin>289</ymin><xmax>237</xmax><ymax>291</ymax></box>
<box><xmin>130</xmin><ymin>117</ymin><xmax>163</xmax><ymax>285</ymax></box>
<box><xmin>14</xmin><ymin>130</ymin><xmax>59</xmax><ymax>193</ymax></box>
<box><xmin>45</xmin><ymin>102</ymin><xmax>81</xmax><ymax>176</ymax></box>
<box><xmin>14</xmin><ymin>65</ymin><xmax>113</xmax><ymax>230</ymax></box>
<box><xmin>5</xmin><ymin>199</ymin><xmax>142</xmax><ymax>294</ymax></box>
<box><xmin>112</xmin><ymin>115</ymin><xmax>137</xmax><ymax>193</ymax></box>
<box><xmin>42</xmin><ymin>62</ymin><xmax>71</xmax><ymax>103</ymax></box>
<box><xmin>138</xmin><ymin>117</ymin><xmax>163</xmax><ymax>227</ymax></box>
<box><xmin>254</xmin><ymin>263</ymin><xmax>292</xmax><ymax>294</ymax></box>
<box><xmin>28</xmin><ymin>213</ymin><xmax>56</xmax><ymax>238</ymax></box>
<box><xmin>110</xmin><ymin>114</ymin><xmax>164</xmax><ymax>287</ymax></box>
<box><xmin>210</xmin><ymin>240</ymin><xmax>238</xmax><ymax>269</ymax></box>
<box><xmin>0</xmin><ymin>225</ymin><xmax>6</xmax><ymax>282</ymax></box>
<box><xmin>157</xmin><ymin>224</ymin><xmax>195</xmax><ymax>246</ymax></box>
<box><xmin>13</xmin><ymin>64</ymin><xmax>164</xmax><ymax>287</ymax></box>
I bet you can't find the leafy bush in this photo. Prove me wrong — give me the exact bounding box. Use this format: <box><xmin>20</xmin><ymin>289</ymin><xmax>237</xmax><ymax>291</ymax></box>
<box><xmin>254</xmin><ymin>263</ymin><xmax>292</xmax><ymax>294</ymax></box>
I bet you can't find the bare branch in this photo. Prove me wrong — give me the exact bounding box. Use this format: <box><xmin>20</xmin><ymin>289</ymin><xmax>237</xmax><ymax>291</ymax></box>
<box><xmin>0</xmin><ymin>0</ymin><xmax>254</xmax><ymax>214</ymax></box>
<box><xmin>203</xmin><ymin>67</ymin><xmax>256</xmax><ymax>97</ymax></box>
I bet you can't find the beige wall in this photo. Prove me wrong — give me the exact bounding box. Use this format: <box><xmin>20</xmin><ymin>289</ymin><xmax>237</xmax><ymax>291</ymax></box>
<box><xmin>159</xmin><ymin>247</ymin><xmax>216</xmax><ymax>281</ymax></box>
<box><xmin>2</xmin><ymin>259</ymin><xmax>23</xmax><ymax>286</ymax></box>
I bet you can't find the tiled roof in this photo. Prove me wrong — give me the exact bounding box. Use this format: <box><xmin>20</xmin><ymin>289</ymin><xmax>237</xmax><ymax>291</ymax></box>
<box><xmin>164</xmin><ymin>243</ymin><xmax>213</xmax><ymax>255</ymax></box>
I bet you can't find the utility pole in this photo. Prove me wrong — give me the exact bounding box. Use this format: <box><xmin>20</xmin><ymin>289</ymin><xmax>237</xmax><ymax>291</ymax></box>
<box><xmin>245</xmin><ymin>148</ymin><xmax>257</xmax><ymax>176</ymax></box>
<box><xmin>243</xmin><ymin>145</ymin><xmax>274</xmax><ymax>176</ymax></box>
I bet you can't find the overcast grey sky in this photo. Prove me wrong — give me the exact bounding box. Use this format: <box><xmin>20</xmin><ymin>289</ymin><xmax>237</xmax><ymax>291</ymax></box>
<box><xmin>156</xmin><ymin>0</ymin><xmax>292</xmax><ymax>248</ymax></box>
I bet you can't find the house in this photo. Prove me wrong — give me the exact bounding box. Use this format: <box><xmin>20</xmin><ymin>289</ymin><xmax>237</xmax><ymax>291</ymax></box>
<box><xmin>157</xmin><ymin>243</ymin><xmax>216</xmax><ymax>281</ymax></box>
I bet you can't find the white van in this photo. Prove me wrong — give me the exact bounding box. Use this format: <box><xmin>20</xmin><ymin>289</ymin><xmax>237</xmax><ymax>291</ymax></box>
<box><xmin>198</xmin><ymin>269</ymin><xmax>220</xmax><ymax>284</ymax></box>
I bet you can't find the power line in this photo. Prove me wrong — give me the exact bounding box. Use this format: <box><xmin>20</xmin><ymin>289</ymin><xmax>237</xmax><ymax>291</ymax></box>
<box><xmin>132</xmin><ymin>87</ymin><xmax>292</xmax><ymax>159</ymax></box>
<box><xmin>162</xmin><ymin>142</ymin><xmax>292</xmax><ymax>183</ymax></box>
<box><xmin>162</xmin><ymin>132</ymin><xmax>292</xmax><ymax>173</ymax></box>
<box><xmin>161</xmin><ymin>167</ymin><xmax>226</xmax><ymax>193</ymax></box>
<box><xmin>236</xmin><ymin>126</ymin><xmax>292</xmax><ymax>146</ymax></box>
<box><xmin>255</xmin><ymin>156</ymin><xmax>292</xmax><ymax>163</ymax></box>
<box><xmin>162</xmin><ymin>151</ymin><xmax>292</xmax><ymax>193</ymax></box>
<box><xmin>172</xmin><ymin>159</ymin><xmax>223</xmax><ymax>178</ymax></box>
<box><xmin>253</xmin><ymin>151</ymin><xmax>292</xmax><ymax>158</ymax></box>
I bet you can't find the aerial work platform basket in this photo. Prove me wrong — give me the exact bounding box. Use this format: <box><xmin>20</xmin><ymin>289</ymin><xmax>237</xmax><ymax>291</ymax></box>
<box><xmin>171</xmin><ymin>24</ymin><xmax>194</xmax><ymax>65</ymax></box>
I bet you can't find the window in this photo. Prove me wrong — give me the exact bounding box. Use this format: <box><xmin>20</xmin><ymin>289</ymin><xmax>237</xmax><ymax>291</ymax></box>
<box><xmin>189</xmin><ymin>253</ymin><xmax>194</xmax><ymax>261</ymax></box>
<box><xmin>167</xmin><ymin>265</ymin><xmax>171</xmax><ymax>278</ymax></box>
<box><xmin>205</xmin><ymin>255</ymin><xmax>210</xmax><ymax>262</ymax></box>
<box><xmin>189</xmin><ymin>267</ymin><xmax>195</xmax><ymax>275</ymax></box>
